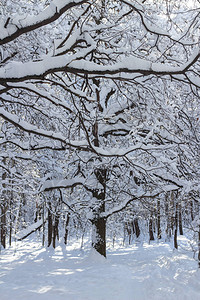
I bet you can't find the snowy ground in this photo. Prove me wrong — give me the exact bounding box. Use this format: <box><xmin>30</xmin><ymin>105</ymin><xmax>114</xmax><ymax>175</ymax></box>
<box><xmin>0</xmin><ymin>236</ymin><xmax>199</xmax><ymax>300</ymax></box>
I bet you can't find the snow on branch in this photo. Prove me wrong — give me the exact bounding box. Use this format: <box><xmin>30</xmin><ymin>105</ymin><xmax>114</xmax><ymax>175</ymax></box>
<box><xmin>15</xmin><ymin>217</ymin><xmax>47</xmax><ymax>241</ymax></box>
<box><xmin>0</xmin><ymin>107</ymin><xmax>182</xmax><ymax>157</ymax></box>
<box><xmin>101</xmin><ymin>184</ymin><xmax>182</xmax><ymax>219</ymax></box>
<box><xmin>0</xmin><ymin>45</ymin><xmax>95</xmax><ymax>83</ymax></box>
<box><xmin>68</xmin><ymin>50</ymin><xmax>200</xmax><ymax>76</ymax></box>
<box><xmin>120</xmin><ymin>0</ymin><xmax>170</xmax><ymax>37</ymax></box>
<box><xmin>0</xmin><ymin>49</ymin><xmax>199</xmax><ymax>83</ymax></box>
<box><xmin>0</xmin><ymin>107</ymin><xmax>91</xmax><ymax>150</ymax></box>
<box><xmin>40</xmin><ymin>177</ymin><xmax>85</xmax><ymax>192</ymax></box>
<box><xmin>0</xmin><ymin>0</ymin><xmax>88</xmax><ymax>45</ymax></box>
<box><xmin>0</xmin><ymin>107</ymin><xmax>67</xmax><ymax>142</ymax></box>
<box><xmin>9</xmin><ymin>82</ymin><xmax>74</xmax><ymax>113</ymax></box>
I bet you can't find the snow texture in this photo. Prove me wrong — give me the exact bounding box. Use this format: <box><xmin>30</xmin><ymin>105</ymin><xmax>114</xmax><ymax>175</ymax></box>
<box><xmin>0</xmin><ymin>236</ymin><xmax>199</xmax><ymax>300</ymax></box>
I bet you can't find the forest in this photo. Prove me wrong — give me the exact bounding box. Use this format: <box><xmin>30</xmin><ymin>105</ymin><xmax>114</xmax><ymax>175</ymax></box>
<box><xmin>0</xmin><ymin>2</ymin><xmax>200</xmax><ymax>297</ymax></box>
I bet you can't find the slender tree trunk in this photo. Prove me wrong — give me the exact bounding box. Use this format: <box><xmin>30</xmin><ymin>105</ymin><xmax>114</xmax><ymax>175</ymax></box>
<box><xmin>0</xmin><ymin>206</ymin><xmax>6</xmax><ymax>248</ymax></box>
<box><xmin>128</xmin><ymin>224</ymin><xmax>132</xmax><ymax>245</ymax></box>
<box><xmin>52</xmin><ymin>213</ymin><xmax>59</xmax><ymax>249</ymax></box>
<box><xmin>165</xmin><ymin>196</ymin><xmax>171</xmax><ymax>240</ymax></box>
<box><xmin>112</xmin><ymin>232</ymin><xmax>116</xmax><ymax>248</ymax></box>
<box><xmin>8</xmin><ymin>195</ymin><xmax>12</xmax><ymax>247</ymax></box>
<box><xmin>157</xmin><ymin>199</ymin><xmax>162</xmax><ymax>239</ymax></box>
<box><xmin>198</xmin><ymin>224</ymin><xmax>200</xmax><ymax>268</ymax></box>
<box><xmin>169</xmin><ymin>191</ymin><xmax>175</xmax><ymax>238</ymax></box>
<box><xmin>64</xmin><ymin>214</ymin><xmax>70</xmax><ymax>245</ymax></box>
<box><xmin>149</xmin><ymin>215</ymin><xmax>154</xmax><ymax>241</ymax></box>
<box><xmin>174</xmin><ymin>203</ymin><xmax>178</xmax><ymax>249</ymax></box>
<box><xmin>9</xmin><ymin>211</ymin><xmax>12</xmax><ymax>246</ymax></box>
<box><xmin>42</xmin><ymin>204</ymin><xmax>45</xmax><ymax>247</ymax></box>
<box><xmin>178</xmin><ymin>203</ymin><xmax>183</xmax><ymax>235</ymax></box>
<box><xmin>124</xmin><ymin>222</ymin><xmax>132</xmax><ymax>244</ymax></box>
<box><xmin>165</xmin><ymin>194</ymin><xmax>169</xmax><ymax>239</ymax></box>
<box><xmin>47</xmin><ymin>206</ymin><xmax>52</xmax><ymax>247</ymax></box>
<box><xmin>9</xmin><ymin>160</ymin><xmax>14</xmax><ymax>246</ymax></box>
<box><xmin>123</xmin><ymin>222</ymin><xmax>126</xmax><ymax>246</ymax></box>
<box><xmin>1</xmin><ymin>165</ymin><xmax>7</xmax><ymax>248</ymax></box>
<box><xmin>190</xmin><ymin>200</ymin><xmax>194</xmax><ymax>221</ymax></box>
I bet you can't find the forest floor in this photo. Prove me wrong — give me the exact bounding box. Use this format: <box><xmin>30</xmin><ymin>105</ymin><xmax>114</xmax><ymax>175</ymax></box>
<box><xmin>0</xmin><ymin>235</ymin><xmax>199</xmax><ymax>300</ymax></box>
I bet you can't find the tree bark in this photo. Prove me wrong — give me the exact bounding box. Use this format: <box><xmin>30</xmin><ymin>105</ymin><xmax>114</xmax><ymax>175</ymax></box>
<box><xmin>42</xmin><ymin>204</ymin><xmax>45</xmax><ymax>247</ymax></box>
<box><xmin>149</xmin><ymin>215</ymin><xmax>154</xmax><ymax>241</ymax></box>
<box><xmin>190</xmin><ymin>200</ymin><xmax>194</xmax><ymax>221</ymax></box>
<box><xmin>64</xmin><ymin>214</ymin><xmax>70</xmax><ymax>245</ymax></box>
<box><xmin>174</xmin><ymin>203</ymin><xmax>178</xmax><ymax>249</ymax></box>
<box><xmin>47</xmin><ymin>207</ymin><xmax>52</xmax><ymax>247</ymax></box>
<box><xmin>198</xmin><ymin>224</ymin><xmax>200</xmax><ymax>268</ymax></box>
<box><xmin>157</xmin><ymin>199</ymin><xmax>162</xmax><ymax>239</ymax></box>
<box><xmin>170</xmin><ymin>193</ymin><xmax>174</xmax><ymax>234</ymax></box>
<box><xmin>92</xmin><ymin>212</ymin><xmax>106</xmax><ymax>257</ymax></box>
<box><xmin>133</xmin><ymin>218</ymin><xmax>140</xmax><ymax>238</ymax></box>
<box><xmin>52</xmin><ymin>213</ymin><xmax>59</xmax><ymax>249</ymax></box>
<box><xmin>0</xmin><ymin>206</ymin><xmax>6</xmax><ymax>248</ymax></box>
<box><xmin>90</xmin><ymin>188</ymin><xmax>107</xmax><ymax>257</ymax></box>
<box><xmin>1</xmin><ymin>165</ymin><xmax>7</xmax><ymax>249</ymax></box>
<box><xmin>178</xmin><ymin>203</ymin><xmax>183</xmax><ymax>235</ymax></box>
<box><xmin>9</xmin><ymin>212</ymin><xmax>12</xmax><ymax>247</ymax></box>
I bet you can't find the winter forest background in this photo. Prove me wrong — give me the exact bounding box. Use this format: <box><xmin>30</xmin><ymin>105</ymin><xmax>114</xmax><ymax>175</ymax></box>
<box><xmin>0</xmin><ymin>0</ymin><xmax>200</xmax><ymax>299</ymax></box>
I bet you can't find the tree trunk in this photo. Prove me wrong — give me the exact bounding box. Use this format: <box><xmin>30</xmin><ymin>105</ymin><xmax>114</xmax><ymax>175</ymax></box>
<box><xmin>165</xmin><ymin>197</ymin><xmax>171</xmax><ymax>240</ymax></box>
<box><xmin>9</xmin><ymin>212</ymin><xmax>12</xmax><ymax>247</ymax></box>
<box><xmin>91</xmin><ymin>78</ymin><xmax>107</xmax><ymax>256</ymax></box>
<box><xmin>91</xmin><ymin>171</ymin><xmax>107</xmax><ymax>256</ymax></box>
<box><xmin>64</xmin><ymin>214</ymin><xmax>70</xmax><ymax>245</ymax></box>
<box><xmin>157</xmin><ymin>199</ymin><xmax>162</xmax><ymax>239</ymax></box>
<box><xmin>1</xmin><ymin>166</ymin><xmax>7</xmax><ymax>248</ymax></box>
<box><xmin>149</xmin><ymin>215</ymin><xmax>154</xmax><ymax>241</ymax></box>
<box><xmin>52</xmin><ymin>213</ymin><xmax>59</xmax><ymax>249</ymax></box>
<box><xmin>133</xmin><ymin>218</ymin><xmax>140</xmax><ymax>238</ymax></box>
<box><xmin>174</xmin><ymin>203</ymin><xmax>178</xmax><ymax>249</ymax></box>
<box><xmin>198</xmin><ymin>224</ymin><xmax>200</xmax><ymax>268</ymax></box>
<box><xmin>8</xmin><ymin>159</ymin><xmax>14</xmax><ymax>246</ymax></box>
<box><xmin>124</xmin><ymin>222</ymin><xmax>132</xmax><ymax>244</ymax></box>
<box><xmin>91</xmin><ymin>167</ymin><xmax>107</xmax><ymax>257</ymax></box>
<box><xmin>0</xmin><ymin>206</ymin><xmax>6</xmax><ymax>248</ymax></box>
<box><xmin>178</xmin><ymin>203</ymin><xmax>183</xmax><ymax>235</ymax></box>
<box><xmin>170</xmin><ymin>192</ymin><xmax>175</xmax><ymax>232</ymax></box>
<box><xmin>190</xmin><ymin>200</ymin><xmax>194</xmax><ymax>221</ymax></box>
<box><xmin>42</xmin><ymin>204</ymin><xmax>45</xmax><ymax>246</ymax></box>
<box><xmin>92</xmin><ymin>214</ymin><xmax>106</xmax><ymax>257</ymax></box>
<box><xmin>47</xmin><ymin>207</ymin><xmax>52</xmax><ymax>247</ymax></box>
